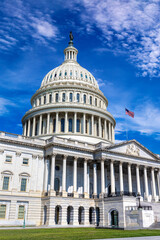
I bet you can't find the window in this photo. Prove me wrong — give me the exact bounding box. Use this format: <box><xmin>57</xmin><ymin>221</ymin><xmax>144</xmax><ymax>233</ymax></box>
<box><xmin>44</xmin><ymin>95</ymin><xmax>46</xmax><ymax>104</ymax></box>
<box><xmin>61</xmin><ymin>118</ymin><xmax>65</xmax><ymax>132</ymax></box>
<box><xmin>56</xmin><ymin>93</ymin><xmax>59</xmax><ymax>102</ymax></box>
<box><xmin>20</xmin><ymin>178</ymin><xmax>27</xmax><ymax>192</ymax></box>
<box><xmin>90</xmin><ymin>96</ymin><xmax>92</xmax><ymax>105</ymax></box>
<box><xmin>54</xmin><ymin>73</ymin><xmax>57</xmax><ymax>77</ymax></box>
<box><xmin>65</xmin><ymin>71</ymin><xmax>67</xmax><ymax>76</ymax></box>
<box><xmin>69</xmin><ymin>118</ymin><xmax>73</xmax><ymax>132</ymax></box>
<box><xmin>70</xmin><ymin>71</ymin><xmax>72</xmax><ymax>76</ymax></box>
<box><xmin>55</xmin><ymin>166</ymin><xmax>60</xmax><ymax>171</ymax></box>
<box><xmin>62</xmin><ymin>93</ymin><xmax>66</xmax><ymax>102</ymax></box>
<box><xmin>83</xmin><ymin>94</ymin><xmax>86</xmax><ymax>104</ymax></box>
<box><xmin>80</xmin><ymin>73</ymin><xmax>83</xmax><ymax>78</ymax></box>
<box><xmin>77</xmin><ymin>119</ymin><xmax>80</xmax><ymax>132</ymax></box>
<box><xmin>99</xmin><ymin>100</ymin><xmax>101</xmax><ymax>107</ymax></box>
<box><xmin>0</xmin><ymin>205</ymin><xmax>6</xmax><ymax>219</ymax></box>
<box><xmin>85</xmin><ymin>74</ymin><xmax>87</xmax><ymax>79</ymax></box>
<box><xmin>23</xmin><ymin>158</ymin><xmax>29</xmax><ymax>165</ymax></box>
<box><xmin>18</xmin><ymin>205</ymin><xmax>25</xmax><ymax>219</ymax></box>
<box><xmin>49</xmin><ymin>94</ymin><xmax>52</xmax><ymax>103</ymax></box>
<box><xmin>2</xmin><ymin>176</ymin><xmax>9</xmax><ymax>190</ymax></box>
<box><xmin>55</xmin><ymin>178</ymin><xmax>60</xmax><ymax>191</ymax></box>
<box><xmin>39</xmin><ymin>98</ymin><xmax>41</xmax><ymax>105</ymax></box>
<box><xmin>53</xmin><ymin>119</ymin><xmax>56</xmax><ymax>133</ymax></box>
<box><xmin>77</xmin><ymin>93</ymin><xmax>80</xmax><ymax>103</ymax></box>
<box><xmin>85</xmin><ymin>120</ymin><xmax>88</xmax><ymax>134</ymax></box>
<box><xmin>69</xmin><ymin>93</ymin><xmax>73</xmax><ymax>102</ymax></box>
<box><xmin>59</xmin><ymin>72</ymin><xmax>62</xmax><ymax>77</ymax></box>
<box><xmin>95</xmin><ymin>98</ymin><xmax>97</xmax><ymax>106</ymax></box>
<box><xmin>5</xmin><ymin>155</ymin><xmax>12</xmax><ymax>163</ymax></box>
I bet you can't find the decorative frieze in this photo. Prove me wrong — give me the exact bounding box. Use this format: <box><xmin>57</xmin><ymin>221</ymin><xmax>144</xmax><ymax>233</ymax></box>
<box><xmin>126</xmin><ymin>144</ymin><xmax>140</xmax><ymax>156</ymax></box>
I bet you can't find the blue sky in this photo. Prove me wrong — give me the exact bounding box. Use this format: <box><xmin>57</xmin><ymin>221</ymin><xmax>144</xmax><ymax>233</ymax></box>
<box><xmin>0</xmin><ymin>0</ymin><xmax>160</xmax><ymax>154</ymax></box>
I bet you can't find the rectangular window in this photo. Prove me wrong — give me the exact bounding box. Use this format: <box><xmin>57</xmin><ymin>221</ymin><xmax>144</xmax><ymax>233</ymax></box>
<box><xmin>53</xmin><ymin>119</ymin><xmax>56</xmax><ymax>133</ymax></box>
<box><xmin>55</xmin><ymin>93</ymin><xmax>59</xmax><ymax>102</ymax></box>
<box><xmin>23</xmin><ymin>158</ymin><xmax>29</xmax><ymax>165</ymax></box>
<box><xmin>95</xmin><ymin>98</ymin><xmax>97</xmax><ymax>106</ymax></box>
<box><xmin>69</xmin><ymin>93</ymin><xmax>73</xmax><ymax>102</ymax></box>
<box><xmin>20</xmin><ymin>178</ymin><xmax>27</xmax><ymax>192</ymax></box>
<box><xmin>83</xmin><ymin>94</ymin><xmax>86</xmax><ymax>103</ymax></box>
<box><xmin>2</xmin><ymin>176</ymin><xmax>9</xmax><ymax>190</ymax></box>
<box><xmin>5</xmin><ymin>155</ymin><xmax>12</xmax><ymax>163</ymax></box>
<box><xmin>18</xmin><ymin>205</ymin><xmax>25</xmax><ymax>219</ymax></box>
<box><xmin>0</xmin><ymin>205</ymin><xmax>6</xmax><ymax>219</ymax></box>
<box><xmin>39</xmin><ymin>98</ymin><xmax>41</xmax><ymax>105</ymax></box>
<box><xmin>77</xmin><ymin>93</ymin><xmax>80</xmax><ymax>103</ymax></box>
<box><xmin>62</xmin><ymin>93</ymin><xmax>66</xmax><ymax>102</ymax></box>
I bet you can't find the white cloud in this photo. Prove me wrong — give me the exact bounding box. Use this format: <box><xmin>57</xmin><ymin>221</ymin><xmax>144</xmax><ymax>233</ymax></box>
<box><xmin>73</xmin><ymin>0</ymin><xmax>160</xmax><ymax>77</ymax></box>
<box><xmin>0</xmin><ymin>98</ymin><xmax>15</xmax><ymax>115</ymax></box>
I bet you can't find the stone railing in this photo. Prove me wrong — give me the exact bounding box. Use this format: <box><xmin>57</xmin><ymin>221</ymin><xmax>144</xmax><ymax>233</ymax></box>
<box><xmin>126</xmin><ymin>206</ymin><xmax>152</xmax><ymax>211</ymax></box>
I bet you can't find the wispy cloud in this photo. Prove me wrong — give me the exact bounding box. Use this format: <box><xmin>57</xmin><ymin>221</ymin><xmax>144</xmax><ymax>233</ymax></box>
<box><xmin>0</xmin><ymin>98</ymin><xmax>15</xmax><ymax>115</ymax></box>
<box><xmin>72</xmin><ymin>0</ymin><xmax>160</xmax><ymax>77</ymax></box>
<box><xmin>0</xmin><ymin>0</ymin><xmax>59</xmax><ymax>52</ymax></box>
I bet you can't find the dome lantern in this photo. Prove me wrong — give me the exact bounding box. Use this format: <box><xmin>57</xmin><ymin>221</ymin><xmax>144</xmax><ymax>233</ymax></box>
<box><xmin>64</xmin><ymin>32</ymin><xmax>78</xmax><ymax>62</ymax></box>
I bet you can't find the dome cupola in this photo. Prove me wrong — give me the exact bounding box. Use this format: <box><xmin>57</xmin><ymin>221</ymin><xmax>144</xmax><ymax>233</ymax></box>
<box><xmin>22</xmin><ymin>33</ymin><xmax>116</xmax><ymax>144</ymax></box>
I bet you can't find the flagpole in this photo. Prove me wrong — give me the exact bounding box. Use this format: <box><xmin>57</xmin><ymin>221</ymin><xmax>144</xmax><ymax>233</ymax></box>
<box><xmin>125</xmin><ymin>109</ymin><xmax>128</xmax><ymax>141</ymax></box>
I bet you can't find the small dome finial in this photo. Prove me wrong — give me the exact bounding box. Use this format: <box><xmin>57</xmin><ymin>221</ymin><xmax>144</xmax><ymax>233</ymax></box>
<box><xmin>69</xmin><ymin>31</ymin><xmax>74</xmax><ymax>46</ymax></box>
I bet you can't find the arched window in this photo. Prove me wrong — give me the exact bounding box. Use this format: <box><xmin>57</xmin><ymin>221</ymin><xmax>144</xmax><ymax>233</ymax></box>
<box><xmin>70</xmin><ymin>71</ymin><xmax>72</xmax><ymax>76</ymax></box>
<box><xmin>77</xmin><ymin>119</ymin><xmax>80</xmax><ymax>132</ymax></box>
<box><xmin>44</xmin><ymin>95</ymin><xmax>46</xmax><ymax>104</ymax></box>
<box><xmin>89</xmin><ymin>207</ymin><xmax>95</xmax><ymax>224</ymax></box>
<box><xmin>59</xmin><ymin>72</ymin><xmax>62</xmax><ymax>77</ymax></box>
<box><xmin>55</xmin><ymin>178</ymin><xmax>60</xmax><ymax>192</ymax></box>
<box><xmin>69</xmin><ymin>93</ymin><xmax>73</xmax><ymax>102</ymax></box>
<box><xmin>55</xmin><ymin>206</ymin><xmax>62</xmax><ymax>224</ymax></box>
<box><xmin>49</xmin><ymin>94</ymin><xmax>52</xmax><ymax>103</ymax></box>
<box><xmin>90</xmin><ymin>96</ymin><xmax>92</xmax><ymax>105</ymax></box>
<box><xmin>61</xmin><ymin>118</ymin><xmax>65</xmax><ymax>132</ymax></box>
<box><xmin>78</xmin><ymin>207</ymin><xmax>84</xmax><ymax>225</ymax></box>
<box><xmin>83</xmin><ymin>94</ymin><xmax>86</xmax><ymax>103</ymax></box>
<box><xmin>67</xmin><ymin>206</ymin><xmax>74</xmax><ymax>225</ymax></box>
<box><xmin>65</xmin><ymin>71</ymin><xmax>67</xmax><ymax>76</ymax></box>
<box><xmin>77</xmin><ymin>93</ymin><xmax>80</xmax><ymax>103</ymax></box>
<box><xmin>69</xmin><ymin>118</ymin><xmax>73</xmax><ymax>132</ymax></box>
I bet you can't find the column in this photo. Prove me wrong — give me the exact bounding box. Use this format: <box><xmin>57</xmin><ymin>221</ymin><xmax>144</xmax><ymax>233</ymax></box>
<box><xmin>50</xmin><ymin>154</ymin><xmax>56</xmax><ymax>196</ymax></box>
<box><xmin>110</xmin><ymin>160</ymin><xmax>115</xmax><ymax>196</ymax></box>
<box><xmin>27</xmin><ymin>119</ymin><xmax>31</xmax><ymax>137</ymax></box>
<box><xmin>91</xmin><ymin>115</ymin><xmax>94</xmax><ymax>136</ymax></box>
<box><xmin>62</xmin><ymin>155</ymin><xmax>67</xmax><ymax>197</ymax></box>
<box><xmin>74</xmin><ymin>112</ymin><xmax>77</xmax><ymax>133</ymax></box>
<box><xmin>24</xmin><ymin>122</ymin><xmax>27</xmax><ymax>136</ymax></box>
<box><xmin>39</xmin><ymin>115</ymin><xmax>42</xmax><ymax>135</ymax></box>
<box><xmin>136</xmin><ymin>165</ymin><xmax>141</xmax><ymax>195</ymax></box>
<box><xmin>47</xmin><ymin>113</ymin><xmax>50</xmax><ymax>134</ymax></box>
<box><xmin>43</xmin><ymin>159</ymin><xmax>48</xmax><ymax>192</ymax></box>
<box><xmin>65</xmin><ymin>112</ymin><xmax>68</xmax><ymax>133</ymax></box>
<box><xmin>151</xmin><ymin>167</ymin><xmax>156</xmax><ymax>201</ymax></box>
<box><xmin>144</xmin><ymin>166</ymin><xmax>149</xmax><ymax>200</ymax></box>
<box><xmin>119</xmin><ymin>162</ymin><xmax>124</xmax><ymax>195</ymax></box>
<box><xmin>93</xmin><ymin>163</ymin><xmax>97</xmax><ymax>197</ymax></box>
<box><xmin>128</xmin><ymin>163</ymin><xmax>132</xmax><ymax>195</ymax></box>
<box><xmin>84</xmin><ymin>159</ymin><xmax>89</xmax><ymax>198</ymax></box>
<box><xmin>32</xmin><ymin>117</ymin><xmax>36</xmax><ymax>137</ymax></box>
<box><xmin>99</xmin><ymin>117</ymin><xmax>102</xmax><ymax>138</ymax></box>
<box><xmin>87</xmin><ymin>165</ymin><xmax>90</xmax><ymax>195</ymax></box>
<box><xmin>100</xmin><ymin>160</ymin><xmax>105</xmax><ymax>197</ymax></box>
<box><xmin>56</xmin><ymin>112</ymin><xmax>59</xmax><ymax>133</ymax></box>
<box><xmin>157</xmin><ymin>169</ymin><xmax>160</xmax><ymax>200</ymax></box>
<box><xmin>83</xmin><ymin>113</ymin><xmax>86</xmax><ymax>134</ymax></box>
<box><xmin>112</xmin><ymin>125</ymin><xmax>115</xmax><ymax>142</ymax></box>
<box><xmin>104</xmin><ymin>120</ymin><xmax>107</xmax><ymax>139</ymax></box>
<box><xmin>73</xmin><ymin>157</ymin><xmax>78</xmax><ymax>198</ymax></box>
<box><xmin>108</xmin><ymin>122</ymin><xmax>111</xmax><ymax>141</ymax></box>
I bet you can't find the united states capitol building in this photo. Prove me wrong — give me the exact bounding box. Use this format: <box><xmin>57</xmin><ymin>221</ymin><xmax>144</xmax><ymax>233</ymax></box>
<box><xmin>0</xmin><ymin>34</ymin><xmax>160</xmax><ymax>229</ymax></box>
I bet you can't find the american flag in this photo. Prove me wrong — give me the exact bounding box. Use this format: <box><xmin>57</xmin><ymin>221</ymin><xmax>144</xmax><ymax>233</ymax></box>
<box><xmin>125</xmin><ymin>108</ymin><xmax>134</xmax><ymax>118</ymax></box>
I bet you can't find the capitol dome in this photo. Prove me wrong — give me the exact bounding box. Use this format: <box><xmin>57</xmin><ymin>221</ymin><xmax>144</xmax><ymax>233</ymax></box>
<box><xmin>22</xmin><ymin>33</ymin><xmax>116</xmax><ymax>144</ymax></box>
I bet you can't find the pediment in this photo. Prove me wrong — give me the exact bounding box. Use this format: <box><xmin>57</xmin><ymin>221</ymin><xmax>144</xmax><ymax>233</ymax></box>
<box><xmin>106</xmin><ymin>140</ymin><xmax>159</xmax><ymax>160</ymax></box>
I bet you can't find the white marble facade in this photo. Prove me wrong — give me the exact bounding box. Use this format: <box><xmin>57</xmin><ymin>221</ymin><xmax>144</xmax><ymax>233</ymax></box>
<box><xmin>0</xmin><ymin>35</ymin><xmax>160</xmax><ymax>228</ymax></box>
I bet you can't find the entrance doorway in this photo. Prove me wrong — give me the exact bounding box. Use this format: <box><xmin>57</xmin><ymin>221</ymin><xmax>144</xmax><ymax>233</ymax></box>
<box><xmin>110</xmin><ymin>210</ymin><xmax>118</xmax><ymax>227</ymax></box>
